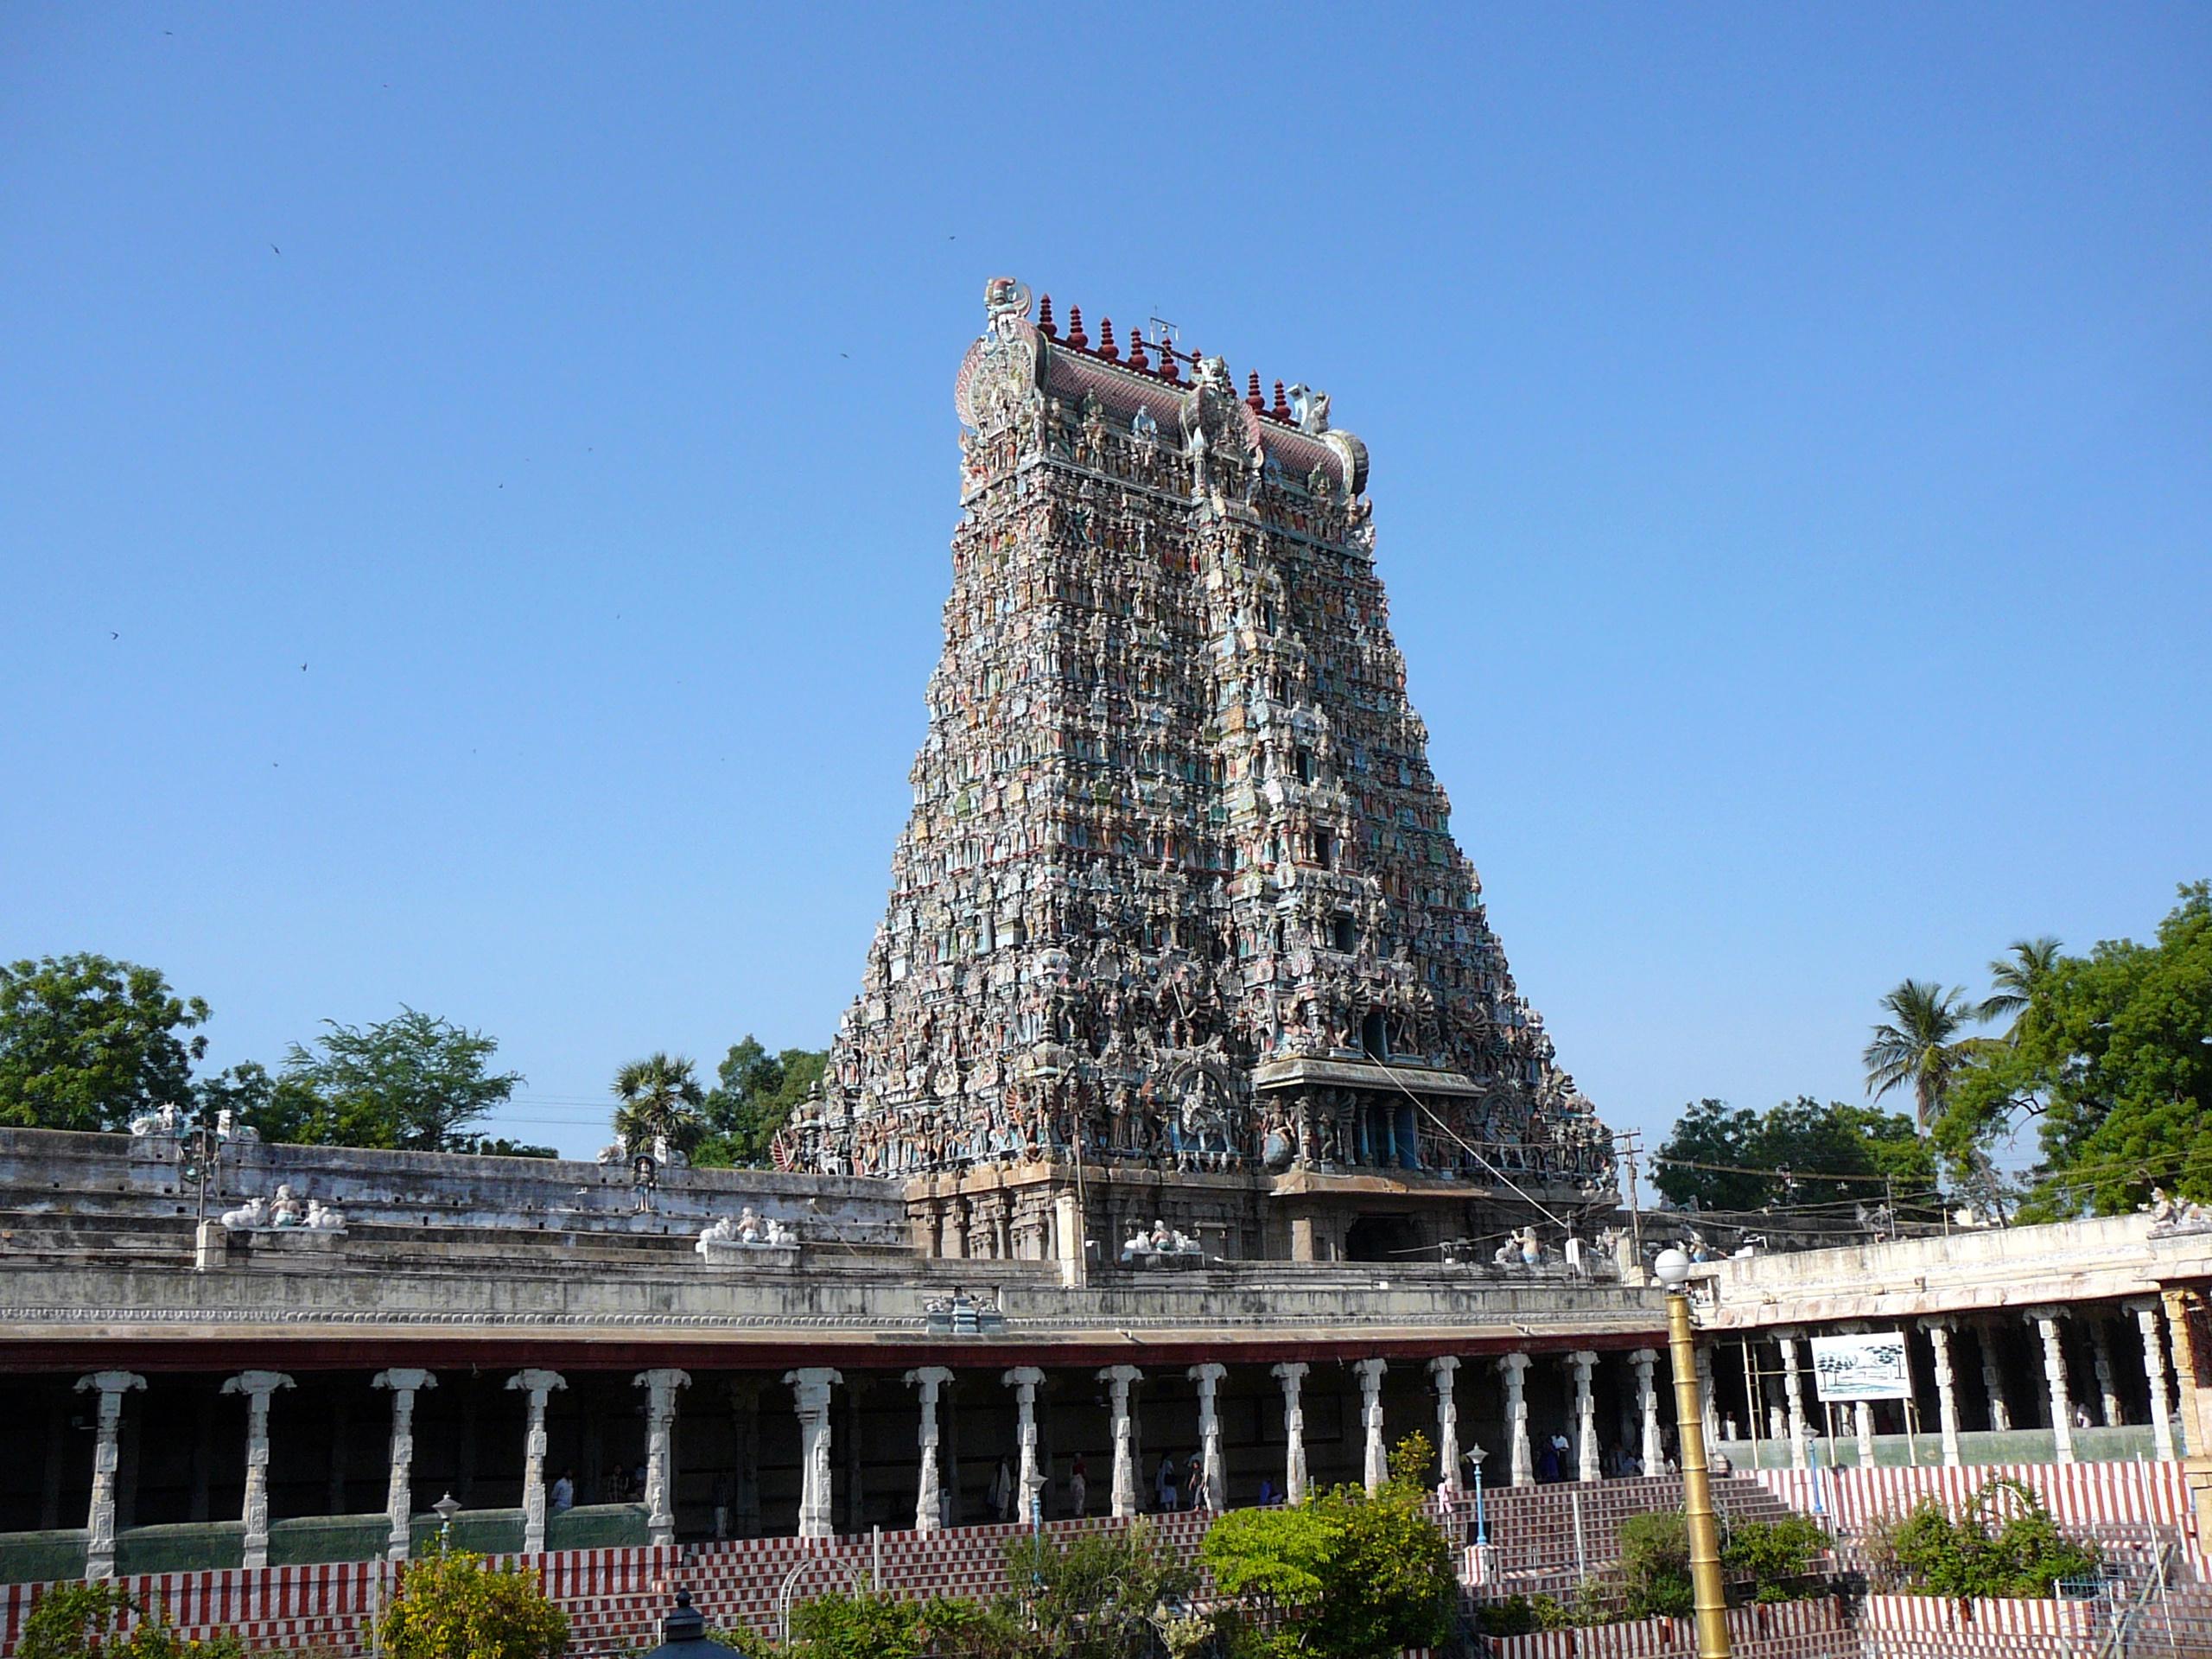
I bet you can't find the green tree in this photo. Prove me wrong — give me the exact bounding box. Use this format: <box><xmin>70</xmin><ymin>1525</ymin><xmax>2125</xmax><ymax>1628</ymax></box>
<box><xmin>1863</xmin><ymin>979</ymin><xmax>1984</xmax><ymax>1128</ymax></box>
<box><xmin>612</xmin><ymin>1052</ymin><xmax>708</xmax><ymax>1158</ymax></box>
<box><xmin>1978</xmin><ymin>937</ymin><xmax>2064</xmax><ymax>1035</ymax></box>
<box><xmin>1202</xmin><ymin>1434</ymin><xmax>1456</xmax><ymax>1659</ymax></box>
<box><xmin>376</xmin><ymin>1549</ymin><xmax>568</xmax><ymax>1659</ymax></box>
<box><xmin>1881</xmin><ymin>1478</ymin><xmax>2099</xmax><ymax>1599</ymax></box>
<box><xmin>784</xmin><ymin>1591</ymin><xmax>1019</xmax><ymax>1659</ymax></box>
<box><xmin>17</xmin><ymin>1582</ymin><xmax>241</xmax><ymax>1659</ymax></box>
<box><xmin>1003</xmin><ymin>1517</ymin><xmax>1196</xmax><ymax>1659</ymax></box>
<box><xmin>696</xmin><ymin>1036</ymin><xmax>828</xmax><ymax>1166</ymax></box>
<box><xmin>0</xmin><ymin>955</ymin><xmax>208</xmax><ymax>1132</ymax></box>
<box><xmin>190</xmin><ymin>1060</ymin><xmax>323</xmax><ymax>1144</ymax></box>
<box><xmin>1656</xmin><ymin>1097</ymin><xmax>1936</xmax><ymax>1215</ymax></box>
<box><xmin>282</xmin><ymin>1007</ymin><xmax>523</xmax><ymax>1152</ymax></box>
<box><xmin>1939</xmin><ymin>884</ymin><xmax>2212</xmax><ymax>1217</ymax></box>
<box><xmin>1651</xmin><ymin>1099</ymin><xmax>1767</xmax><ymax>1211</ymax></box>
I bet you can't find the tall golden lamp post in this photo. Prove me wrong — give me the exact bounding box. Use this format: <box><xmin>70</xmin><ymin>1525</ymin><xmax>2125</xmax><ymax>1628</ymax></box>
<box><xmin>1653</xmin><ymin>1246</ymin><xmax>1731</xmax><ymax>1659</ymax></box>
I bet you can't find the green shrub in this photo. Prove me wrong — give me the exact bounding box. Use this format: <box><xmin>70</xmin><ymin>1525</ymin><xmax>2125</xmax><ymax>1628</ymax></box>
<box><xmin>377</xmin><ymin>1549</ymin><xmax>569</xmax><ymax>1659</ymax></box>
<box><xmin>1618</xmin><ymin>1511</ymin><xmax>1693</xmax><ymax>1618</ymax></box>
<box><xmin>708</xmin><ymin>1622</ymin><xmax>779</xmax><ymax>1657</ymax></box>
<box><xmin>785</xmin><ymin>1591</ymin><xmax>1019</xmax><ymax>1659</ymax></box>
<box><xmin>18</xmin><ymin>1583</ymin><xmax>242</xmax><ymax>1659</ymax></box>
<box><xmin>1472</xmin><ymin>1595</ymin><xmax>1538</xmax><ymax>1637</ymax></box>
<box><xmin>1202</xmin><ymin>1434</ymin><xmax>1456</xmax><ymax>1659</ymax></box>
<box><xmin>1723</xmin><ymin>1513</ymin><xmax>1830</xmax><ymax>1599</ymax></box>
<box><xmin>1883</xmin><ymin>1479</ymin><xmax>2101</xmax><ymax>1599</ymax></box>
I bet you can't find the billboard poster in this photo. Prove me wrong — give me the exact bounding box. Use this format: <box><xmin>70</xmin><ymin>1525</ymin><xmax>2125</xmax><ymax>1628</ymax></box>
<box><xmin>1808</xmin><ymin>1332</ymin><xmax>1912</xmax><ymax>1402</ymax></box>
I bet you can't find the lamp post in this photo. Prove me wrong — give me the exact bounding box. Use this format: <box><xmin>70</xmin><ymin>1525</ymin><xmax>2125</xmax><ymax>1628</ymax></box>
<box><xmin>1465</xmin><ymin>1440</ymin><xmax>1491</xmax><ymax>1586</ymax></box>
<box><xmin>1654</xmin><ymin>1247</ymin><xmax>1730</xmax><ymax>1659</ymax></box>
<box><xmin>432</xmin><ymin>1491</ymin><xmax>461</xmax><ymax>1552</ymax></box>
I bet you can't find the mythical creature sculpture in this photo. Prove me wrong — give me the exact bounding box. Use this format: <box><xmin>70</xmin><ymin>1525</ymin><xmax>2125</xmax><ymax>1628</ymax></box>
<box><xmin>219</xmin><ymin>1196</ymin><xmax>268</xmax><ymax>1230</ymax></box>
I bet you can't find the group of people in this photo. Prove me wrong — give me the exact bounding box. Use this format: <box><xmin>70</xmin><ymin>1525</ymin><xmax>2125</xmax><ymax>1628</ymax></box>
<box><xmin>977</xmin><ymin>1447</ymin><xmax>1224</xmax><ymax>1520</ymax></box>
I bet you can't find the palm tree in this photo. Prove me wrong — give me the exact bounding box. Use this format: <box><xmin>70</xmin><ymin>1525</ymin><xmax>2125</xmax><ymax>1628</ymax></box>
<box><xmin>1863</xmin><ymin>979</ymin><xmax>1980</xmax><ymax>1128</ymax></box>
<box><xmin>611</xmin><ymin>1052</ymin><xmax>706</xmax><ymax>1158</ymax></box>
<box><xmin>1978</xmin><ymin>936</ymin><xmax>2063</xmax><ymax>1035</ymax></box>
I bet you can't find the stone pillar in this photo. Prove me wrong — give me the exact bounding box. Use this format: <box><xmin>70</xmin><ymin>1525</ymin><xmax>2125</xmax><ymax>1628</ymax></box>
<box><xmin>1853</xmin><ymin>1402</ymin><xmax>1875</xmax><ymax>1467</ymax></box>
<box><xmin>1979</xmin><ymin>1322</ymin><xmax>2012</xmax><ymax>1432</ymax></box>
<box><xmin>1054</xmin><ymin>1189</ymin><xmax>1085</xmax><ymax>1287</ymax></box>
<box><xmin>372</xmin><ymin>1370</ymin><xmax>435</xmax><ymax>1560</ymax></box>
<box><xmin>1428</xmin><ymin>1357</ymin><xmax>1462</xmax><ymax>1492</ymax></box>
<box><xmin>1498</xmin><ymin>1353</ymin><xmax>1534</xmax><ymax>1486</ymax></box>
<box><xmin>2032</xmin><ymin>1310</ymin><xmax>2076</xmax><ymax>1464</ymax></box>
<box><xmin>1630</xmin><ymin>1350</ymin><xmax>1663</xmax><ymax>1473</ymax></box>
<box><xmin>905</xmin><ymin>1367</ymin><xmax>952</xmax><ymax>1533</ymax></box>
<box><xmin>74</xmin><ymin>1372</ymin><xmax>145</xmax><ymax>1580</ymax></box>
<box><xmin>1925</xmin><ymin>1322</ymin><xmax>1963</xmax><ymax>1467</ymax></box>
<box><xmin>1004</xmin><ymin>1366</ymin><xmax>1046</xmax><ymax>1521</ymax></box>
<box><xmin>505</xmin><ymin>1370</ymin><xmax>565</xmax><ymax>1554</ymax></box>
<box><xmin>1354</xmin><ymin>1357</ymin><xmax>1388</xmax><ymax>1494</ymax></box>
<box><xmin>1189</xmin><ymin>1363</ymin><xmax>1227</xmax><ymax>1510</ymax></box>
<box><xmin>1778</xmin><ymin>1337</ymin><xmax>1810</xmax><ymax>1470</ymax></box>
<box><xmin>633</xmin><ymin>1369</ymin><xmax>690</xmax><ymax>1545</ymax></box>
<box><xmin>222</xmin><ymin>1370</ymin><xmax>295</xmax><ymax>1570</ymax></box>
<box><xmin>1568</xmin><ymin>1352</ymin><xmax>1600</xmax><ymax>1482</ymax></box>
<box><xmin>726</xmin><ymin>1377</ymin><xmax>763</xmax><ymax>1537</ymax></box>
<box><xmin>2089</xmin><ymin>1317</ymin><xmax>2123</xmax><ymax>1427</ymax></box>
<box><xmin>1271</xmin><ymin>1363</ymin><xmax>1309</xmax><ymax>1504</ymax></box>
<box><xmin>1098</xmin><ymin>1366</ymin><xmax>1142</xmax><ymax>1519</ymax></box>
<box><xmin>41</xmin><ymin>1395</ymin><xmax>68</xmax><ymax>1530</ymax></box>
<box><xmin>1694</xmin><ymin>1344</ymin><xmax>1719</xmax><ymax>1452</ymax></box>
<box><xmin>840</xmin><ymin>1380</ymin><xmax>866</xmax><ymax>1534</ymax></box>
<box><xmin>2132</xmin><ymin>1300</ymin><xmax>2177</xmax><ymax>1461</ymax></box>
<box><xmin>326</xmin><ymin>1397</ymin><xmax>351</xmax><ymax>1516</ymax></box>
<box><xmin>783</xmin><ymin>1368</ymin><xmax>838</xmax><ymax>1538</ymax></box>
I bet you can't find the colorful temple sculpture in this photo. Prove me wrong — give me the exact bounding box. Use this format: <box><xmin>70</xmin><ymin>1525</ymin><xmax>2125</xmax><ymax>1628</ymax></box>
<box><xmin>779</xmin><ymin>278</ymin><xmax>1613</xmax><ymax>1265</ymax></box>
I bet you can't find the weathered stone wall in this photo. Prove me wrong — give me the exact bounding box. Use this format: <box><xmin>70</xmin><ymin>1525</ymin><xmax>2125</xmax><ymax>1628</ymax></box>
<box><xmin>0</xmin><ymin>1127</ymin><xmax>908</xmax><ymax>1246</ymax></box>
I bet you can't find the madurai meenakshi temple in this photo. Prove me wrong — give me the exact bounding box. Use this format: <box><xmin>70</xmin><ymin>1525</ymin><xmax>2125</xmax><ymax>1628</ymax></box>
<box><xmin>4</xmin><ymin>280</ymin><xmax>2211</xmax><ymax>1658</ymax></box>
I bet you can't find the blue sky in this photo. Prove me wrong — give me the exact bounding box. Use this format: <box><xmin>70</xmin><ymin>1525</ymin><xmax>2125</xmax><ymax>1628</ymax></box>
<box><xmin>3</xmin><ymin>5</ymin><xmax>2206</xmax><ymax>1162</ymax></box>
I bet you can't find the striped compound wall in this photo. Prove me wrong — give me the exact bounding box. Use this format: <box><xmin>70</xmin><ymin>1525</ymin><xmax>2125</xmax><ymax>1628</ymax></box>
<box><xmin>1</xmin><ymin>1465</ymin><xmax>2200</xmax><ymax>1656</ymax></box>
<box><xmin>1489</xmin><ymin>1598</ymin><xmax>1850</xmax><ymax>1659</ymax></box>
<box><xmin>0</xmin><ymin>1547</ymin><xmax>677</xmax><ymax>1656</ymax></box>
<box><xmin>1753</xmin><ymin>1459</ymin><xmax>2199</xmax><ymax>1538</ymax></box>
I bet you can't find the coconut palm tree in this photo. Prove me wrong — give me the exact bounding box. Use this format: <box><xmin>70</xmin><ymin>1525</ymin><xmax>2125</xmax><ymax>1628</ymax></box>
<box><xmin>1978</xmin><ymin>936</ymin><xmax>2063</xmax><ymax>1036</ymax></box>
<box><xmin>611</xmin><ymin>1052</ymin><xmax>706</xmax><ymax>1159</ymax></box>
<box><xmin>1863</xmin><ymin>980</ymin><xmax>1981</xmax><ymax>1128</ymax></box>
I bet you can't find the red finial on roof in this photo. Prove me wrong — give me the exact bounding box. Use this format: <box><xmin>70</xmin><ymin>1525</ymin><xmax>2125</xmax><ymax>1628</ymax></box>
<box><xmin>1272</xmin><ymin>380</ymin><xmax>1290</xmax><ymax>420</ymax></box>
<box><xmin>1246</xmin><ymin>371</ymin><xmax>1265</xmax><ymax>412</ymax></box>
<box><xmin>1038</xmin><ymin>295</ymin><xmax>1057</xmax><ymax>337</ymax></box>
<box><xmin>1126</xmin><ymin>327</ymin><xmax>1148</xmax><ymax>372</ymax></box>
<box><xmin>1066</xmin><ymin>306</ymin><xmax>1089</xmax><ymax>350</ymax></box>
<box><xmin>1159</xmin><ymin>342</ymin><xmax>1180</xmax><ymax>384</ymax></box>
<box><xmin>1098</xmin><ymin>316</ymin><xmax>1118</xmax><ymax>361</ymax></box>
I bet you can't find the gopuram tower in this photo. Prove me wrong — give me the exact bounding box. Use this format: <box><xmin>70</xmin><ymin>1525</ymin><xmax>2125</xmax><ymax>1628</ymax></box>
<box><xmin>779</xmin><ymin>278</ymin><xmax>1613</xmax><ymax>1268</ymax></box>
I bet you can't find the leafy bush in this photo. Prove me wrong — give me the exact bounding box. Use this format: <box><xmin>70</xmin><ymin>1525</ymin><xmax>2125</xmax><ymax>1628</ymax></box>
<box><xmin>1003</xmin><ymin>1517</ymin><xmax>1195</xmax><ymax>1659</ymax></box>
<box><xmin>1881</xmin><ymin>1478</ymin><xmax>2101</xmax><ymax>1599</ymax></box>
<box><xmin>377</xmin><ymin>1549</ymin><xmax>569</xmax><ymax>1659</ymax></box>
<box><xmin>17</xmin><ymin>1584</ymin><xmax>242</xmax><ymax>1659</ymax></box>
<box><xmin>785</xmin><ymin>1590</ymin><xmax>1022</xmax><ymax>1659</ymax></box>
<box><xmin>1725</xmin><ymin>1514</ymin><xmax>1831</xmax><ymax>1600</ymax></box>
<box><xmin>1203</xmin><ymin>1433</ymin><xmax>1456</xmax><ymax>1659</ymax></box>
<box><xmin>709</xmin><ymin>1622</ymin><xmax>780</xmax><ymax>1657</ymax></box>
<box><xmin>1618</xmin><ymin>1512</ymin><xmax>1694</xmax><ymax>1618</ymax></box>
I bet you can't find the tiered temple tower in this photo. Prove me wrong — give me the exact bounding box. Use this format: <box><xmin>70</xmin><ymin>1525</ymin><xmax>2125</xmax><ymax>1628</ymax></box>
<box><xmin>779</xmin><ymin>277</ymin><xmax>1612</xmax><ymax>1265</ymax></box>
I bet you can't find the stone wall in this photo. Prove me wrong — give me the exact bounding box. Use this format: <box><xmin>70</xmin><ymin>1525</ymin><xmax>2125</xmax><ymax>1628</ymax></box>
<box><xmin>0</xmin><ymin>1127</ymin><xmax>908</xmax><ymax>1247</ymax></box>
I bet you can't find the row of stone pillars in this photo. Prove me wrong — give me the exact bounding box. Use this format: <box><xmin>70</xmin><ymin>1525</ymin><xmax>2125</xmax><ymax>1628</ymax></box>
<box><xmin>1752</xmin><ymin>1299</ymin><xmax>2177</xmax><ymax>1470</ymax></box>
<box><xmin>69</xmin><ymin>1348</ymin><xmax>1673</xmax><ymax>1573</ymax></box>
<box><xmin>69</xmin><ymin>1367</ymin><xmax>694</xmax><ymax>1580</ymax></box>
<box><xmin>877</xmin><ymin>1348</ymin><xmax>1672</xmax><ymax>1540</ymax></box>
